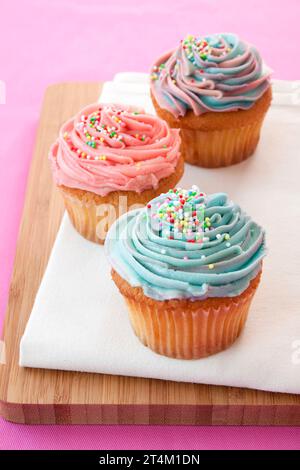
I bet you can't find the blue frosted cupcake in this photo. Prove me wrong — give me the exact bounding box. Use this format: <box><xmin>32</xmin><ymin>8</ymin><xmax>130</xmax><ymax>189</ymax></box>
<box><xmin>105</xmin><ymin>187</ymin><xmax>266</xmax><ymax>359</ymax></box>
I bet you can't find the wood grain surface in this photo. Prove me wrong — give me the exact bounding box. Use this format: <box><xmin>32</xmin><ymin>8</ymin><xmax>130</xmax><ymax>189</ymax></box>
<box><xmin>0</xmin><ymin>82</ymin><xmax>300</xmax><ymax>425</ymax></box>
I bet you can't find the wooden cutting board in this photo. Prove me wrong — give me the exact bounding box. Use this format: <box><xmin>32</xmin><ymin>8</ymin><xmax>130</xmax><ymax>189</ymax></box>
<box><xmin>0</xmin><ymin>82</ymin><xmax>300</xmax><ymax>425</ymax></box>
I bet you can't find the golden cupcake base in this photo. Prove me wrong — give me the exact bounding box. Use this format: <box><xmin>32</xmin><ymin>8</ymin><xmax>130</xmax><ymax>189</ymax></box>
<box><xmin>180</xmin><ymin>119</ymin><xmax>263</xmax><ymax>167</ymax></box>
<box><xmin>152</xmin><ymin>87</ymin><xmax>272</xmax><ymax>168</ymax></box>
<box><xmin>112</xmin><ymin>270</ymin><xmax>261</xmax><ymax>360</ymax></box>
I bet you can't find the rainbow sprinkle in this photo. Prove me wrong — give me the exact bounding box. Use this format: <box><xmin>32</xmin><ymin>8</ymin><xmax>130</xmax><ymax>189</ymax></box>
<box><xmin>150</xmin><ymin>63</ymin><xmax>167</xmax><ymax>81</ymax></box>
<box><xmin>182</xmin><ymin>34</ymin><xmax>232</xmax><ymax>64</ymax></box>
<box><xmin>145</xmin><ymin>188</ymin><xmax>235</xmax><ymax>270</ymax></box>
<box><xmin>150</xmin><ymin>35</ymin><xmax>232</xmax><ymax>84</ymax></box>
<box><xmin>63</xmin><ymin>106</ymin><xmax>152</xmax><ymax>162</ymax></box>
<box><xmin>148</xmin><ymin>187</ymin><xmax>208</xmax><ymax>243</ymax></box>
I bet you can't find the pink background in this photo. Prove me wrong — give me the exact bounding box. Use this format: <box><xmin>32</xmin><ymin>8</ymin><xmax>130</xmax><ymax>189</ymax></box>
<box><xmin>0</xmin><ymin>0</ymin><xmax>300</xmax><ymax>450</ymax></box>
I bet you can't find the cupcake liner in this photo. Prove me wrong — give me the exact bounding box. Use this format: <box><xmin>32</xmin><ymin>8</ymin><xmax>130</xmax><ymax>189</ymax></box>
<box><xmin>180</xmin><ymin>119</ymin><xmax>263</xmax><ymax>168</ymax></box>
<box><xmin>151</xmin><ymin>88</ymin><xmax>272</xmax><ymax>168</ymax></box>
<box><xmin>61</xmin><ymin>188</ymin><xmax>144</xmax><ymax>244</ymax></box>
<box><xmin>123</xmin><ymin>276</ymin><xmax>260</xmax><ymax>359</ymax></box>
<box><xmin>61</xmin><ymin>189</ymin><xmax>112</xmax><ymax>244</ymax></box>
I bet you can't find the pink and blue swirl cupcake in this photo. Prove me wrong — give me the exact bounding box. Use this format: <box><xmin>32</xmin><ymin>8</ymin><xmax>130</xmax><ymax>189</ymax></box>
<box><xmin>150</xmin><ymin>33</ymin><xmax>272</xmax><ymax>168</ymax></box>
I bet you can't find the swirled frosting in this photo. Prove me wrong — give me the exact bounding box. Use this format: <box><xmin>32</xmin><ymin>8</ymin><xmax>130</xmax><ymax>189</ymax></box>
<box><xmin>49</xmin><ymin>103</ymin><xmax>181</xmax><ymax>196</ymax></box>
<box><xmin>105</xmin><ymin>187</ymin><xmax>266</xmax><ymax>301</ymax></box>
<box><xmin>150</xmin><ymin>33</ymin><xmax>271</xmax><ymax>117</ymax></box>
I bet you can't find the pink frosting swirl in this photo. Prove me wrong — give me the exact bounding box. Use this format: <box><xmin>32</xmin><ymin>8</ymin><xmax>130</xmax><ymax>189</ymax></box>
<box><xmin>49</xmin><ymin>103</ymin><xmax>181</xmax><ymax>196</ymax></box>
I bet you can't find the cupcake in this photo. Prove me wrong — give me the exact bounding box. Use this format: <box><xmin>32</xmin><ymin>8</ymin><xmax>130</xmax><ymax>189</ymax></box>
<box><xmin>105</xmin><ymin>187</ymin><xmax>266</xmax><ymax>359</ymax></box>
<box><xmin>150</xmin><ymin>33</ymin><xmax>272</xmax><ymax>168</ymax></box>
<box><xmin>49</xmin><ymin>103</ymin><xmax>183</xmax><ymax>243</ymax></box>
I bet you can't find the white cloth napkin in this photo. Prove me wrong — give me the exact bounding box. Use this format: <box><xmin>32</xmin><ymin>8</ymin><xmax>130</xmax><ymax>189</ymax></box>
<box><xmin>20</xmin><ymin>74</ymin><xmax>300</xmax><ymax>394</ymax></box>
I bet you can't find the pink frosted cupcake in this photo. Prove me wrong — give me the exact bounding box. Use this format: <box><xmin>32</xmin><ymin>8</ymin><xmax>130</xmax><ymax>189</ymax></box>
<box><xmin>49</xmin><ymin>103</ymin><xmax>183</xmax><ymax>243</ymax></box>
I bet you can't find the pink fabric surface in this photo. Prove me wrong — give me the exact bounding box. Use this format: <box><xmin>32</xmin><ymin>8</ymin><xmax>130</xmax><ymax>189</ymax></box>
<box><xmin>0</xmin><ymin>0</ymin><xmax>299</xmax><ymax>450</ymax></box>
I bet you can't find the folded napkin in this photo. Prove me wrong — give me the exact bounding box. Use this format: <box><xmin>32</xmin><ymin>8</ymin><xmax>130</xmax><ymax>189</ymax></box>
<box><xmin>20</xmin><ymin>74</ymin><xmax>300</xmax><ymax>394</ymax></box>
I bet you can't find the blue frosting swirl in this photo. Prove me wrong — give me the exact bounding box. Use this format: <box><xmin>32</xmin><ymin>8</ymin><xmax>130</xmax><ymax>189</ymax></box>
<box><xmin>105</xmin><ymin>189</ymin><xmax>266</xmax><ymax>301</ymax></box>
